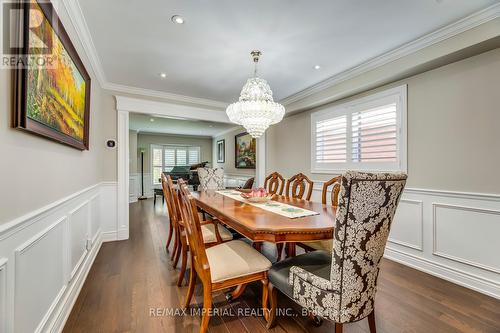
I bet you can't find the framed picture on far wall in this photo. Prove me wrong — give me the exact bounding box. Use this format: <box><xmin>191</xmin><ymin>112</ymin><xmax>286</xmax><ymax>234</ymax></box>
<box><xmin>216</xmin><ymin>139</ymin><xmax>225</xmax><ymax>163</ymax></box>
<box><xmin>12</xmin><ymin>0</ymin><xmax>91</xmax><ymax>150</ymax></box>
<box><xmin>235</xmin><ymin>132</ymin><xmax>256</xmax><ymax>169</ymax></box>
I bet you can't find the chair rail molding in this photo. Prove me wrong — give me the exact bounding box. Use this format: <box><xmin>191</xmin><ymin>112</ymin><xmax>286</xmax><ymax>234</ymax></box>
<box><xmin>0</xmin><ymin>182</ymin><xmax>117</xmax><ymax>333</ymax></box>
<box><xmin>309</xmin><ymin>180</ymin><xmax>500</xmax><ymax>299</ymax></box>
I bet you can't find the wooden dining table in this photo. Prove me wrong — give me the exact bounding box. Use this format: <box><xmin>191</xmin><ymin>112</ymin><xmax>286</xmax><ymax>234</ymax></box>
<box><xmin>192</xmin><ymin>190</ymin><xmax>335</xmax><ymax>255</ymax></box>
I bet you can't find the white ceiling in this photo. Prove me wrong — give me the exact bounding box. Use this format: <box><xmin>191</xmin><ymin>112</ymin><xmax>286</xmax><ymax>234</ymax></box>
<box><xmin>78</xmin><ymin>0</ymin><xmax>498</xmax><ymax>103</ymax></box>
<box><xmin>129</xmin><ymin>113</ymin><xmax>236</xmax><ymax>137</ymax></box>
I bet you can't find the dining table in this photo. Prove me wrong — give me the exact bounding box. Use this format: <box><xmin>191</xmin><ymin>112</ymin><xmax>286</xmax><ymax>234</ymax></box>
<box><xmin>191</xmin><ymin>189</ymin><xmax>335</xmax><ymax>255</ymax></box>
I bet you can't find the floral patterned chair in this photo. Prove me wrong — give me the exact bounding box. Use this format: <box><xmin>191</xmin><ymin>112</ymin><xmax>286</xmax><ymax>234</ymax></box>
<box><xmin>197</xmin><ymin>167</ymin><xmax>225</xmax><ymax>191</ymax></box>
<box><xmin>266</xmin><ymin>171</ymin><xmax>407</xmax><ymax>333</ymax></box>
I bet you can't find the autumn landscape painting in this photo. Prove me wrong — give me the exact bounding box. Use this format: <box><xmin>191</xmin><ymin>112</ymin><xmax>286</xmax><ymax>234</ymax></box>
<box><xmin>235</xmin><ymin>132</ymin><xmax>256</xmax><ymax>169</ymax></box>
<box><xmin>14</xmin><ymin>0</ymin><xmax>90</xmax><ymax>150</ymax></box>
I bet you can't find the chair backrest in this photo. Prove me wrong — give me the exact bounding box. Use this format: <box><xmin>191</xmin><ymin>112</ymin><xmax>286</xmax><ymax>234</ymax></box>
<box><xmin>241</xmin><ymin>177</ymin><xmax>254</xmax><ymax>189</ymax></box>
<box><xmin>177</xmin><ymin>179</ymin><xmax>211</xmax><ymax>280</ymax></box>
<box><xmin>285</xmin><ymin>173</ymin><xmax>314</xmax><ymax>200</ymax></box>
<box><xmin>322</xmin><ymin>176</ymin><xmax>341</xmax><ymax>208</ymax></box>
<box><xmin>197</xmin><ymin>167</ymin><xmax>225</xmax><ymax>191</ymax></box>
<box><xmin>162</xmin><ymin>174</ymin><xmax>181</xmax><ymax>228</ymax></box>
<box><xmin>331</xmin><ymin>171</ymin><xmax>407</xmax><ymax>323</ymax></box>
<box><xmin>264</xmin><ymin>172</ymin><xmax>285</xmax><ymax>195</ymax></box>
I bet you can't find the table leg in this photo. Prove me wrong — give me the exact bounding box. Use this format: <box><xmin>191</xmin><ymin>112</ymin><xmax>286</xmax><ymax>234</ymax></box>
<box><xmin>253</xmin><ymin>242</ymin><xmax>262</xmax><ymax>252</ymax></box>
<box><xmin>286</xmin><ymin>242</ymin><xmax>296</xmax><ymax>257</ymax></box>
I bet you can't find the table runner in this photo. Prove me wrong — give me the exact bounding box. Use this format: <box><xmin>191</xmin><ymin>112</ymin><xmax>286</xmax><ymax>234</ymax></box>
<box><xmin>216</xmin><ymin>190</ymin><xmax>319</xmax><ymax>219</ymax></box>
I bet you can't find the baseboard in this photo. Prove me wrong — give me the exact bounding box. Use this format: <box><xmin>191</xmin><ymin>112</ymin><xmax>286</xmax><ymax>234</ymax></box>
<box><xmin>385</xmin><ymin>246</ymin><xmax>500</xmax><ymax>300</ymax></box>
<box><xmin>101</xmin><ymin>231</ymin><xmax>117</xmax><ymax>242</ymax></box>
<box><xmin>48</xmin><ymin>233</ymin><xmax>103</xmax><ymax>332</ymax></box>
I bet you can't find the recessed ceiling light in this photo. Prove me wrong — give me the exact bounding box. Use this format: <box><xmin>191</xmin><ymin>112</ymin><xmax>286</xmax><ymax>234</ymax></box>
<box><xmin>171</xmin><ymin>15</ymin><xmax>185</xmax><ymax>24</ymax></box>
<box><xmin>150</xmin><ymin>118</ymin><xmax>155</xmax><ymax>122</ymax></box>
<box><xmin>314</xmin><ymin>65</ymin><xmax>321</xmax><ymax>70</ymax></box>
<box><xmin>160</xmin><ymin>72</ymin><xmax>167</xmax><ymax>78</ymax></box>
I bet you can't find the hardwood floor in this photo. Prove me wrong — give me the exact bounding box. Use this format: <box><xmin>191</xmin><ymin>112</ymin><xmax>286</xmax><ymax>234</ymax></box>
<box><xmin>63</xmin><ymin>199</ymin><xmax>500</xmax><ymax>333</ymax></box>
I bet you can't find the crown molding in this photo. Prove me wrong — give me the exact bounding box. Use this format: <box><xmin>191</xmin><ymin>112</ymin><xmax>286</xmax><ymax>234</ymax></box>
<box><xmin>103</xmin><ymin>82</ymin><xmax>227</xmax><ymax>110</ymax></box>
<box><xmin>60</xmin><ymin>0</ymin><xmax>107</xmax><ymax>87</ymax></box>
<box><xmin>212</xmin><ymin>125</ymin><xmax>242</xmax><ymax>138</ymax></box>
<box><xmin>280</xmin><ymin>3</ymin><xmax>500</xmax><ymax>106</ymax></box>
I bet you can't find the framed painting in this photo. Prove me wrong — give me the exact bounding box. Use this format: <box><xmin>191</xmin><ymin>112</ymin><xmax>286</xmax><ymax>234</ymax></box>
<box><xmin>216</xmin><ymin>139</ymin><xmax>225</xmax><ymax>163</ymax></box>
<box><xmin>13</xmin><ymin>0</ymin><xmax>91</xmax><ymax>150</ymax></box>
<box><xmin>235</xmin><ymin>132</ymin><xmax>256</xmax><ymax>169</ymax></box>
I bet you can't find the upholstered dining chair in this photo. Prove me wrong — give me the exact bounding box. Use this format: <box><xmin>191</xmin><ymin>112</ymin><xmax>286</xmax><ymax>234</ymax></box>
<box><xmin>197</xmin><ymin>167</ymin><xmax>225</xmax><ymax>191</ymax></box>
<box><xmin>298</xmin><ymin>176</ymin><xmax>342</xmax><ymax>252</ymax></box>
<box><xmin>267</xmin><ymin>171</ymin><xmax>407</xmax><ymax>333</ymax></box>
<box><xmin>264</xmin><ymin>172</ymin><xmax>285</xmax><ymax>195</ymax></box>
<box><xmin>162</xmin><ymin>174</ymin><xmax>233</xmax><ymax>286</ymax></box>
<box><xmin>285</xmin><ymin>173</ymin><xmax>314</xmax><ymax>200</ymax></box>
<box><xmin>177</xmin><ymin>179</ymin><xmax>271</xmax><ymax>333</ymax></box>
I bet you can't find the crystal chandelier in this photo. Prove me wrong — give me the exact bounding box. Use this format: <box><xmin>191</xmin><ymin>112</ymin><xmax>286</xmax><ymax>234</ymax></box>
<box><xmin>226</xmin><ymin>51</ymin><xmax>285</xmax><ymax>138</ymax></box>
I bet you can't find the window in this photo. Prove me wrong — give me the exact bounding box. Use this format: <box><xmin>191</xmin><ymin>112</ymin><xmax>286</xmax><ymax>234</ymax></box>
<box><xmin>151</xmin><ymin>144</ymin><xmax>201</xmax><ymax>184</ymax></box>
<box><xmin>311</xmin><ymin>85</ymin><xmax>407</xmax><ymax>173</ymax></box>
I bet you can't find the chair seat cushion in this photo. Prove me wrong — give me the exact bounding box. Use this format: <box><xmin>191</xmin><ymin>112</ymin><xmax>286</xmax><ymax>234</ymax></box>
<box><xmin>201</xmin><ymin>223</ymin><xmax>233</xmax><ymax>243</ymax></box>
<box><xmin>303</xmin><ymin>239</ymin><xmax>333</xmax><ymax>251</ymax></box>
<box><xmin>206</xmin><ymin>240</ymin><xmax>272</xmax><ymax>283</ymax></box>
<box><xmin>268</xmin><ymin>250</ymin><xmax>331</xmax><ymax>298</ymax></box>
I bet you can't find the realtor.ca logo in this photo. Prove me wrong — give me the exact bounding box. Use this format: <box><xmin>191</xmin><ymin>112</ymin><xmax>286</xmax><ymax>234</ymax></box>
<box><xmin>2</xmin><ymin>0</ymin><xmax>57</xmax><ymax>69</ymax></box>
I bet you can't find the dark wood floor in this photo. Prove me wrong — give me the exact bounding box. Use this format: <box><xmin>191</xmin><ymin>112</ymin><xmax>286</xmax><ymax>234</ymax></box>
<box><xmin>64</xmin><ymin>199</ymin><xmax>500</xmax><ymax>333</ymax></box>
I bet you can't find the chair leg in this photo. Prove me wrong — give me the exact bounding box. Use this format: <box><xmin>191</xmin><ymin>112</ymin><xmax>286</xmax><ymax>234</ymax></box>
<box><xmin>170</xmin><ymin>228</ymin><xmax>179</xmax><ymax>260</ymax></box>
<box><xmin>286</xmin><ymin>242</ymin><xmax>296</xmax><ymax>257</ymax></box>
<box><xmin>184</xmin><ymin>258</ymin><xmax>196</xmax><ymax>309</ymax></box>
<box><xmin>368</xmin><ymin>310</ymin><xmax>376</xmax><ymax>333</ymax></box>
<box><xmin>166</xmin><ymin>220</ymin><xmax>173</xmax><ymax>253</ymax></box>
<box><xmin>173</xmin><ymin>238</ymin><xmax>182</xmax><ymax>268</ymax></box>
<box><xmin>335</xmin><ymin>322</ymin><xmax>343</xmax><ymax>333</ymax></box>
<box><xmin>276</xmin><ymin>243</ymin><xmax>283</xmax><ymax>261</ymax></box>
<box><xmin>200</xmin><ymin>283</ymin><xmax>213</xmax><ymax>333</ymax></box>
<box><xmin>261</xmin><ymin>279</ymin><xmax>269</xmax><ymax>321</ymax></box>
<box><xmin>266</xmin><ymin>282</ymin><xmax>278</xmax><ymax>329</ymax></box>
<box><xmin>177</xmin><ymin>243</ymin><xmax>188</xmax><ymax>286</ymax></box>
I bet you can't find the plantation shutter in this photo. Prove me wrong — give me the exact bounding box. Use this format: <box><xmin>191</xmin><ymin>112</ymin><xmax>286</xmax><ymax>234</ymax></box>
<box><xmin>188</xmin><ymin>147</ymin><xmax>200</xmax><ymax>165</ymax></box>
<box><xmin>164</xmin><ymin>148</ymin><xmax>175</xmax><ymax>171</ymax></box>
<box><xmin>315</xmin><ymin>115</ymin><xmax>347</xmax><ymax>163</ymax></box>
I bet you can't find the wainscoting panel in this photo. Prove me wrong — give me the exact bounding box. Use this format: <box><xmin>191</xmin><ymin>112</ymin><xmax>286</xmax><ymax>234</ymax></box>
<box><xmin>224</xmin><ymin>173</ymin><xmax>253</xmax><ymax>188</ymax></box>
<box><xmin>129</xmin><ymin>174</ymin><xmax>139</xmax><ymax>203</ymax></box>
<box><xmin>0</xmin><ymin>182</ymin><xmax>118</xmax><ymax>333</ymax></box>
<box><xmin>311</xmin><ymin>181</ymin><xmax>500</xmax><ymax>299</ymax></box>
<box><xmin>69</xmin><ymin>202</ymin><xmax>89</xmax><ymax>281</ymax></box>
<box><xmin>433</xmin><ymin>203</ymin><xmax>500</xmax><ymax>274</ymax></box>
<box><xmin>389</xmin><ymin>199</ymin><xmax>423</xmax><ymax>251</ymax></box>
<box><xmin>0</xmin><ymin>258</ymin><xmax>7</xmax><ymax>333</ymax></box>
<box><xmin>14</xmin><ymin>218</ymin><xmax>66</xmax><ymax>333</ymax></box>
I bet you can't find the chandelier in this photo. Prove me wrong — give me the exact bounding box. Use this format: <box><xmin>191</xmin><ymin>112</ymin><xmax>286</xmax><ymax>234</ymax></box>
<box><xmin>226</xmin><ymin>51</ymin><xmax>285</xmax><ymax>138</ymax></box>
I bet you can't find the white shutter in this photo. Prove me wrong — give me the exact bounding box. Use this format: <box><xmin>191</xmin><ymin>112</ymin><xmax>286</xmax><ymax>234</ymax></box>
<box><xmin>311</xmin><ymin>85</ymin><xmax>407</xmax><ymax>173</ymax></box>
<box><xmin>152</xmin><ymin>148</ymin><xmax>162</xmax><ymax>167</ymax></box>
<box><xmin>188</xmin><ymin>147</ymin><xmax>200</xmax><ymax>165</ymax></box>
<box><xmin>164</xmin><ymin>148</ymin><xmax>175</xmax><ymax>171</ymax></box>
<box><xmin>176</xmin><ymin>149</ymin><xmax>187</xmax><ymax>166</ymax></box>
<box><xmin>351</xmin><ymin>103</ymin><xmax>397</xmax><ymax>162</ymax></box>
<box><xmin>315</xmin><ymin>115</ymin><xmax>347</xmax><ymax>163</ymax></box>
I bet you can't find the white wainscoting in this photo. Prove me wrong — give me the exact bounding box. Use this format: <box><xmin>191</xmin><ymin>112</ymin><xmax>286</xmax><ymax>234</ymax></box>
<box><xmin>129</xmin><ymin>173</ymin><xmax>156</xmax><ymax>203</ymax></box>
<box><xmin>224</xmin><ymin>173</ymin><xmax>254</xmax><ymax>188</ymax></box>
<box><xmin>0</xmin><ymin>182</ymin><xmax>118</xmax><ymax>333</ymax></box>
<box><xmin>311</xmin><ymin>182</ymin><xmax>500</xmax><ymax>299</ymax></box>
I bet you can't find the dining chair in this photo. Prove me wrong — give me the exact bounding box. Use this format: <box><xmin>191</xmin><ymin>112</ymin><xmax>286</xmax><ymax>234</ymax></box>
<box><xmin>177</xmin><ymin>179</ymin><xmax>272</xmax><ymax>333</ymax></box>
<box><xmin>266</xmin><ymin>171</ymin><xmax>407</xmax><ymax>332</ymax></box>
<box><xmin>160</xmin><ymin>174</ymin><xmax>174</xmax><ymax>253</ymax></box>
<box><xmin>240</xmin><ymin>177</ymin><xmax>254</xmax><ymax>189</ymax></box>
<box><xmin>285</xmin><ymin>173</ymin><xmax>314</xmax><ymax>200</ymax></box>
<box><xmin>264</xmin><ymin>172</ymin><xmax>285</xmax><ymax>195</ymax></box>
<box><xmin>299</xmin><ymin>176</ymin><xmax>341</xmax><ymax>252</ymax></box>
<box><xmin>279</xmin><ymin>173</ymin><xmax>314</xmax><ymax>259</ymax></box>
<box><xmin>162</xmin><ymin>175</ymin><xmax>233</xmax><ymax>287</ymax></box>
<box><xmin>197</xmin><ymin>167</ymin><xmax>225</xmax><ymax>191</ymax></box>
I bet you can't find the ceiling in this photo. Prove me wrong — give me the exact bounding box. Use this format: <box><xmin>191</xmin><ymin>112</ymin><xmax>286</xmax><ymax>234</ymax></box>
<box><xmin>78</xmin><ymin>0</ymin><xmax>498</xmax><ymax>103</ymax></box>
<box><xmin>129</xmin><ymin>113</ymin><xmax>236</xmax><ymax>137</ymax></box>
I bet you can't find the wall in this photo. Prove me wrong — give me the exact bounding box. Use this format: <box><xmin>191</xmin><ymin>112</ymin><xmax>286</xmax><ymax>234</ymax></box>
<box><xmin>0</xmin><ymin>2</ymin><xmax>118</xmax><ymax>332</ymax></box>
<box><xmin>267</xmin><ymin>48</ymin><xmax>500</xmax><ymax>299</ymax></box>
<box><xmin>129</xmin><ymin>130</ymin><xmax>138</xmax><ymax>174</ymax></box>
<box><xmin>212</xmin><ymin>126</ymin><xmax>256</xmax><ymax>178</ymax></box>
